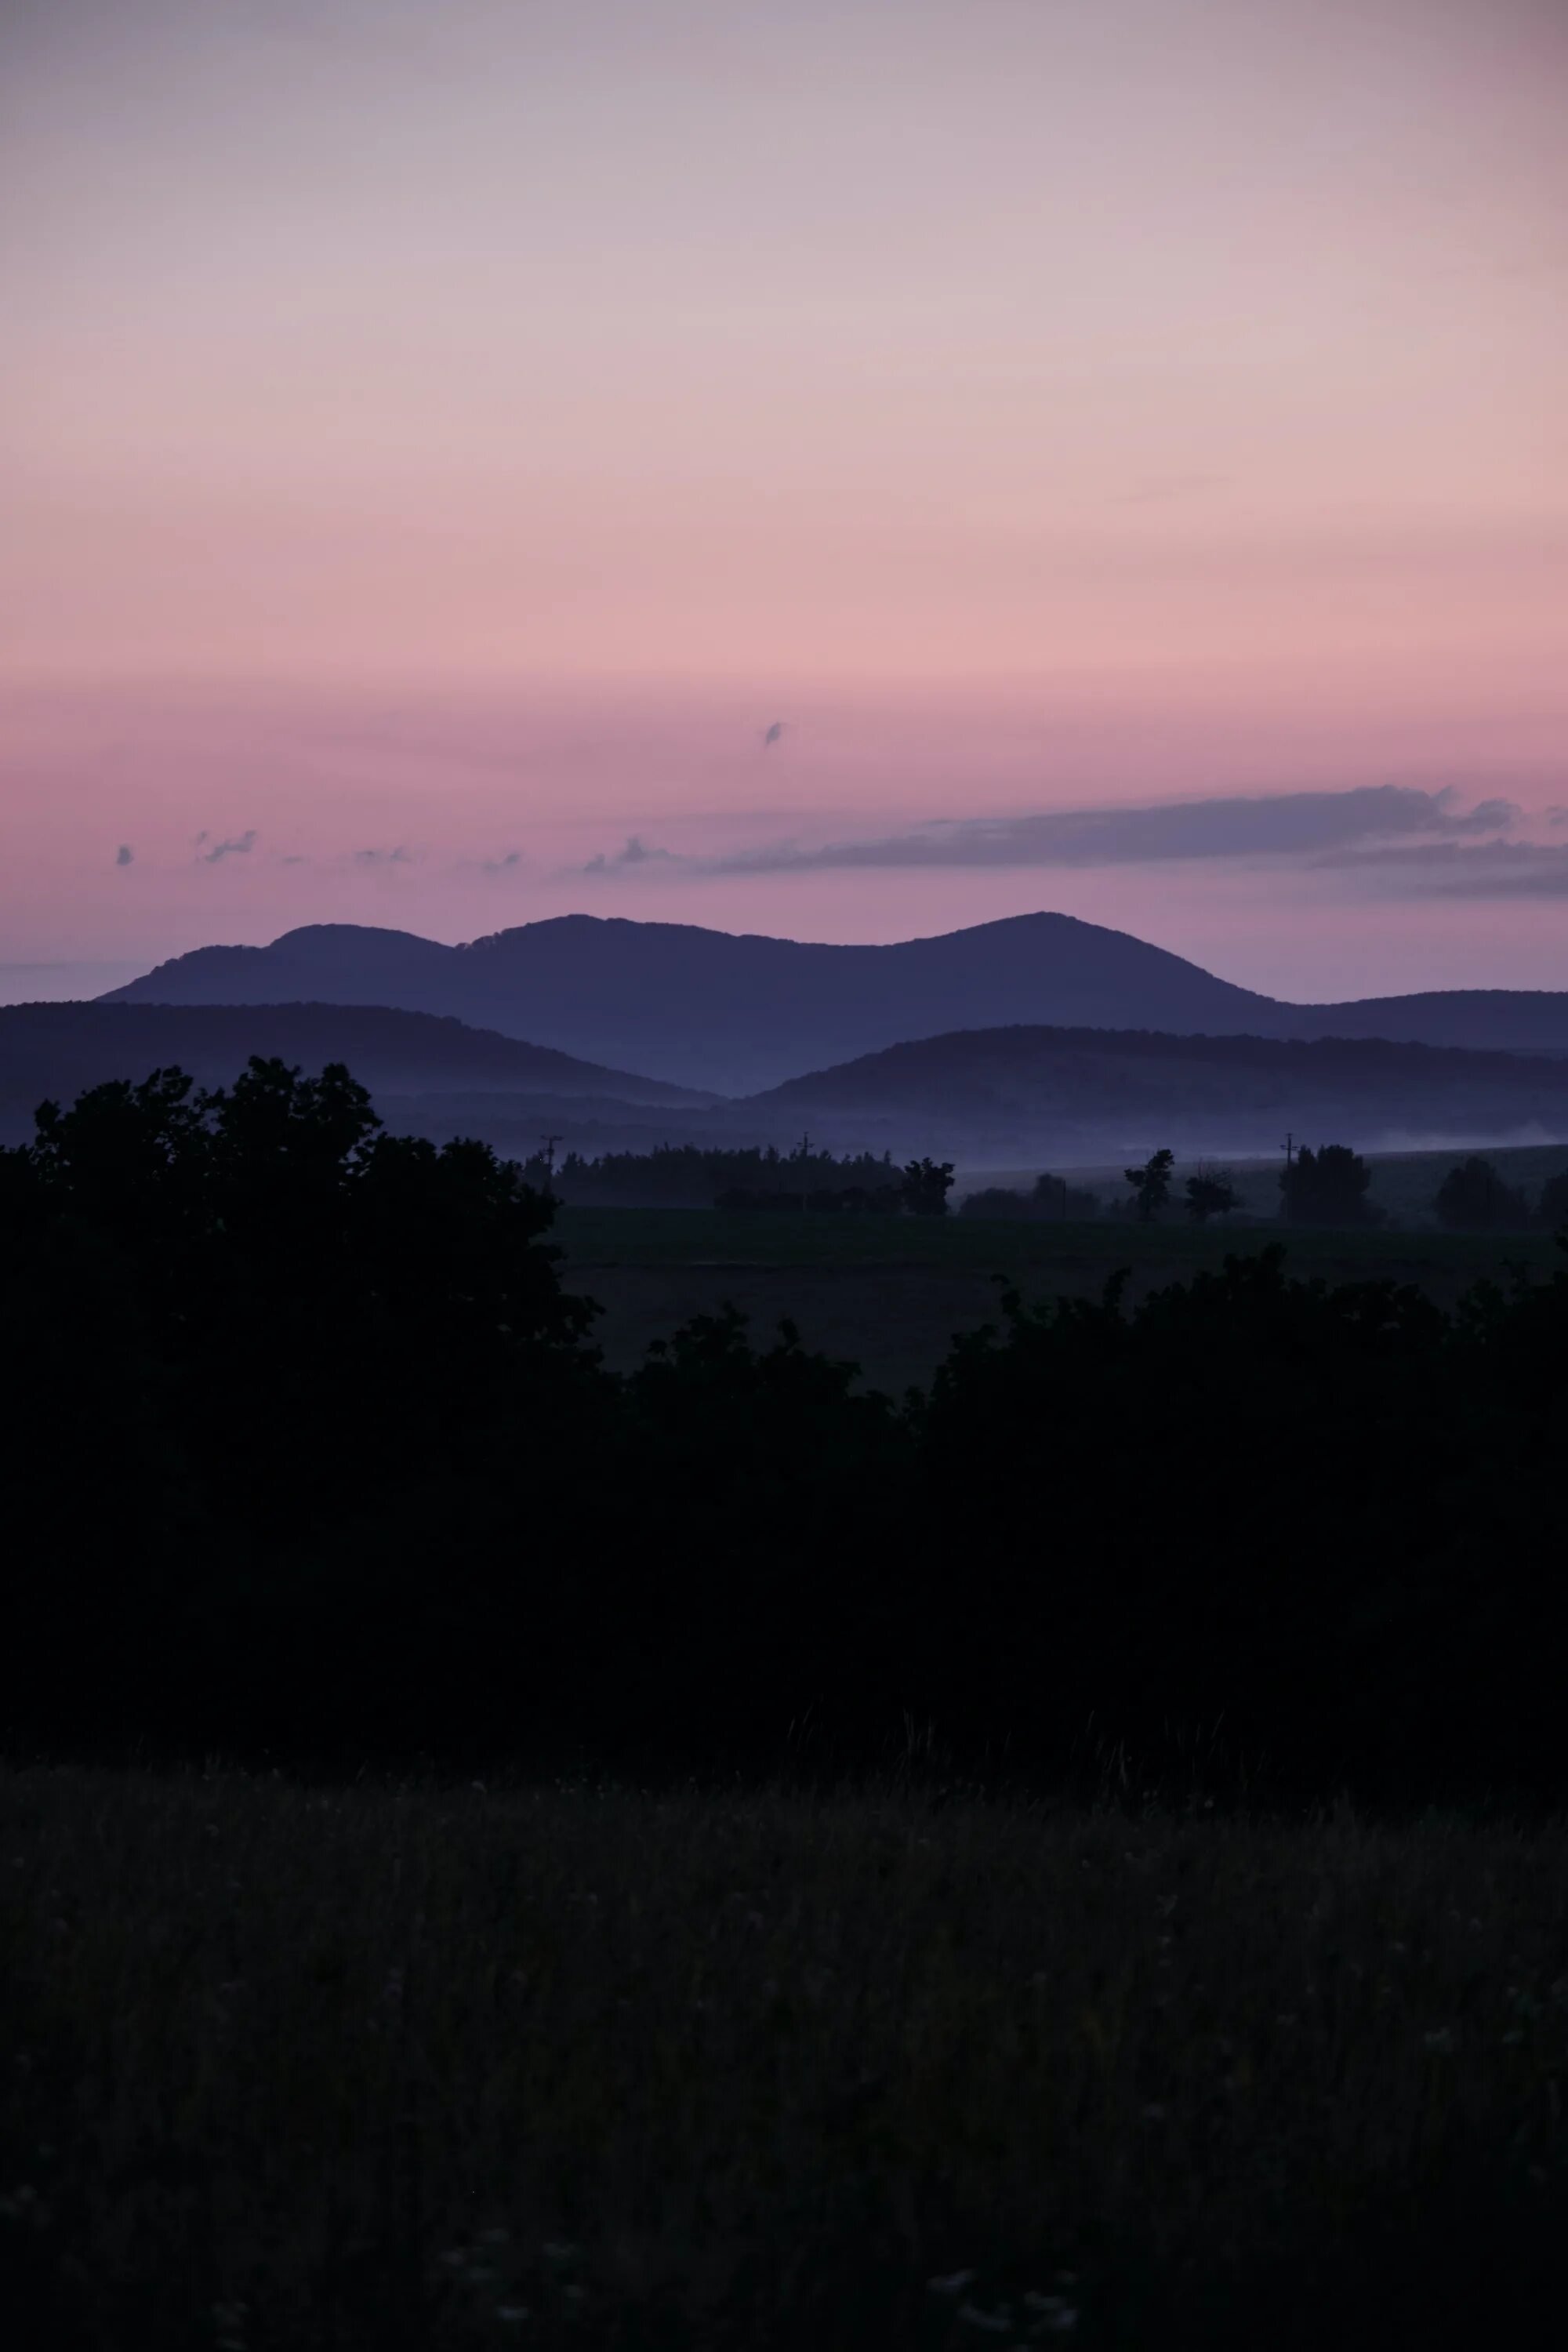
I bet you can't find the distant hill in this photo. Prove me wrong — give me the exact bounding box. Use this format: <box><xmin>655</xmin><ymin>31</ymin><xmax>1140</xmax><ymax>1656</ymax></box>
<box><xmin>742</xmin><ymin>1025</ymin><xmax>1568</xmax><ymax>1164</ymax></box>
<box><xmin>0</xmin><ymin>1001</ymin><xmax>712</xmax><ymax>1145</ymax></box>
<box><xmin>1269</xmin><ymin>992</ymin><xmax>1568</xmax><ymax>1054</ymax></box>
<box><xmin>100</xmin><ymin>913</ymin><xmax>1276</xmax><ymax>1091</ymax></box>
<box><xmin>101</xmin><ymin>913</ymin><xmax>1568</xmax><ymax>1091</ymax></box>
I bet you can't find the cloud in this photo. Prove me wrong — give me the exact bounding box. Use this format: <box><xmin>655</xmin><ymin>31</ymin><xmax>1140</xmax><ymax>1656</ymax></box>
<box><xmin>581</xmin><ymin>834</ymin><xmax>678</xmax><ymax>874</ymax></box>
<box><xmin>697</xmin><ymin>786</ymin><xmax>1518</xmax><ymax>876</ymax></box>
<box><xmin>198</xmin><ymin>830</ymin><xmax>258</xmax><ymax>864</ymax></box>
<box><xmin>1319</xmin><ymin>841</ymin><xmax>1568</xmax><ymax>897</ymax></box>
<box><xmin>352</xmin><ymin>845</ymin><xmax>414</xmax><ymax>868</ymax></box>
<box><xmin>114</xmin><ymin>844</ymin><xmax>134</xmax><ymax>868</ymax></box>
<box><xmin>480</xmin><ymin>850</ymin><xmax>524</xmax><ymax>875</ymax></box>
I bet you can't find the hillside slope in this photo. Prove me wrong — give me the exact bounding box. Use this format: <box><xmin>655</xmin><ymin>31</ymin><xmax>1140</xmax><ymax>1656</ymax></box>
<box><xmin>742</xmin><ymin>1024</ymin><xmax>1568</xmax><ymax>1163</ymax></box>
<box><xmin>0</xmin><ymin>1001</ymin><xmax>711</xmax><ymax>1143</ymax></box>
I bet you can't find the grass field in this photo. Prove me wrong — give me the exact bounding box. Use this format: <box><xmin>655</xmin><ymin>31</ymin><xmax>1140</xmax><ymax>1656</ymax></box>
<box><xmin>554</xmin><ymin>1205</ymin><xmax>1563</xmax><ymax>1391</ymax></box>
<box><xmin>4</xmin><ymin>1769</ymin><xmax>1565</xmax><ymax>2350</ymax></box>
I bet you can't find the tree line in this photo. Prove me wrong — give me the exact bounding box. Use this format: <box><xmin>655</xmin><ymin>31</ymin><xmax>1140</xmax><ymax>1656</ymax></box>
<box><xmin>964</xmin><ymin>1144</ymin><xmax>1568</xmax><ymax>1230</ymax></box>
<box><xmin>515</xmin><ymin>1138</ymin><xmax>956</xmax><ymax>1214</ymax></box>
<box><xmin>4</xmin><ymin>1059</ymin><xmax>1568</xmax><ymax>1802</ymax></box>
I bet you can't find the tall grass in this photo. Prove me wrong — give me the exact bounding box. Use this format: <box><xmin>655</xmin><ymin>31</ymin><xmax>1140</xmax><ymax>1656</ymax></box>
<box><xmin>3</xmin><ymin>1769</ymin><xmax>1566</xmax><ymax>2347</ymax></box>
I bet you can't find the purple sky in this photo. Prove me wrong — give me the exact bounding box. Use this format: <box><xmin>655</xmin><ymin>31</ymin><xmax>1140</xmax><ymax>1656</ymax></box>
<box><xmin>2</xmin><ymin>0</ymin><xmax>1565</xmax><ymax>1001</ymax></box>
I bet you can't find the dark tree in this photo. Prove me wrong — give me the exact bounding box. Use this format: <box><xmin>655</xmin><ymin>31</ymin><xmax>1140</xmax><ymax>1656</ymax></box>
<box><xmin>900</xmin><ymin>1156</ymin><xmax>956</xmax><ymax>1217</ymax></box>
<box><xmin>1432</xmin><ymin>1156</ymin><xmax>1532</xmax><ymax>1232</ymax></box>
<box><xmin>1185</xmin><ymin>1169</ymin><xmax>1240</xmax><ymax>1223</ymax></box>
<box><xmin>1279</xmin><ymin>1143</ymin><xmax>1381</xmax><ymax>1227</ymax></box>
<box><xmin>1124</xmin><ymin>1147</ymin><xmax>1175</xmax><ymax>1223</ymax></box>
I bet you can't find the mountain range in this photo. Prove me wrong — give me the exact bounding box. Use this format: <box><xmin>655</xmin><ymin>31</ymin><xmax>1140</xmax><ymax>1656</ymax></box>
<box><xmin>103</xmin><ymin>912</ymin><xmax>1568</xmax><ymax>1096</ymax></box>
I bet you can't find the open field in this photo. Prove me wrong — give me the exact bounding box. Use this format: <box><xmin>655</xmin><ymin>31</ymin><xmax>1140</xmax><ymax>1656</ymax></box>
<box><xmin>554</xmin><ymin>1206</ymin><xmax>1563</xmax><ymax>1390</ymax></box>
<box><xmin>4</xmin><ymin>1768</ymin><xmax>1565</xmax><ymax>2350</ymax></box>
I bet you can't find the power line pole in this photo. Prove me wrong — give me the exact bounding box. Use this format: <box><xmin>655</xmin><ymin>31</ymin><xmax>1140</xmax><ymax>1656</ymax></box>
<box><xmin>539</xmin><ymin>1134</ymin><xmax>561</xmax><ymax>1196</ymax></box>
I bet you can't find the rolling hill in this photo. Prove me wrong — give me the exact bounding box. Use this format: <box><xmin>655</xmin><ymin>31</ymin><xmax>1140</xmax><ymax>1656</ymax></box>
<box><xmin>0</xmin><ymin>1001</ymin><xmax>713</xmax><ymax>1145</ymax></box>
<box><xmin>101</xmin><ymin>913</ymin><xmax>1568</xmax><ymax>1092</ymax></box>
<box><xmin>741</xmin><ymin>1025</ymin><xmax>1568</xmax><ymax>1164</ymax></box>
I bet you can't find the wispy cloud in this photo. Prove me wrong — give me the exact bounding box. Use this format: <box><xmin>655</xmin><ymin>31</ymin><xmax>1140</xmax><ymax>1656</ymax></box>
<box><xmin>352</xmin><ymin>845</ymin><xmax>414</xmax><ymax>869</ymax></box>
<box><xmin>680</xmin><ymin>786</ymin><xmax>1518</xmax><ymax>877</ymax></box>
<box><xmin>114</xmin><ymin>844</ymin><xmax>134</xmax><ymax>868</ymax></box>
<box><xmin>582</xmin><ymin>834</ymin><xmax>679</xmax><ymax>874</ymax></box>
<box><xmin>1319</xmin><ymin>840</ymin><xmax>1568</xmax><ymax>897</ymax></box>
<box><xmin>480</xmin><ymin>849</ymin><xmax>524</xmax><ymax>875</ymax></box>
<box><xmin>196</xmin><ymin>829</ymin><xmax>258</xmax><ymax>864</ymax></box>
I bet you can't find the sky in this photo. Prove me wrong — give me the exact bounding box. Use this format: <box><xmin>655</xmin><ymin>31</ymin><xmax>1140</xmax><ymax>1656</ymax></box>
<box><xmin>2</xmin><ymin>0</ymin><xmax>1565</xmax><ymax>1002</ymax></box>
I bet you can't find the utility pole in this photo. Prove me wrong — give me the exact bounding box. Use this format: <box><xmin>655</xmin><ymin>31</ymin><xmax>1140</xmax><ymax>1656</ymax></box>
<box><xmin>799</xmin><ymin>1131</ymin><xmax>810</xmax><ymax>1213</ymax></box>
<box><xmin>1281</xmin><ymin>1131</ymin><xmax>1295</xmax><ymax>1167</ymax></box>
<box><xmin>539</xmin><ymin>1134</ymin><xmax>561</xmax><ymax>1196</ymax></box>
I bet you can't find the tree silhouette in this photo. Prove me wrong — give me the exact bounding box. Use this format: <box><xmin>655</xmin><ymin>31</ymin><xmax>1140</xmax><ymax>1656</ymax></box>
<box><xmin>1279</xmin><ymin>1143</ymin><xmax>1381</xmax><ymax>1227</ymax></box>
<box><xmin>900</xmin><ymin>1157</ymin><xmax>956</xmax><ymax>1217</ymax></box>
<box><xmin>1432</xmin><ymin>1156</ymin><xmax>1531</xmax><ymax>1232</ymax></box>
<box><xmin>1185</xmin><ymin>1169</ymin><xmax>1240</xmax><ymax>1223</ymax></box>
<box><xmin>1124</xmin><ymin>1148</ymin><xmax>1175</xmax><ymax>1222</ymax></box>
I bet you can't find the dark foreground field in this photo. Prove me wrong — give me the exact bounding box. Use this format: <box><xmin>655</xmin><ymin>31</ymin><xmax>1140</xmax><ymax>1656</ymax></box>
<box><xmin>5</xmin><ymin>1770</ymin><xmax>1566</xmax><ymax>2350</ymax></box>
<box><xmin>556</xmin><ymin>1206</ymin><xmax>1562</xmax><ymax>1389</ymax></box>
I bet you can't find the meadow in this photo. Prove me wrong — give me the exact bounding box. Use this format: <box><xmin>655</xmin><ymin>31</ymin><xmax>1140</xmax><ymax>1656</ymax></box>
<box><xmin>4</xmin><ymin>1767</ymin><xmax>1566</xmax><ymax>2350</ymax></box>
<box><xmin>554</xmin><ymin>1202</ymin><xmax>1563</xmax><ymax>1390</ymax></box>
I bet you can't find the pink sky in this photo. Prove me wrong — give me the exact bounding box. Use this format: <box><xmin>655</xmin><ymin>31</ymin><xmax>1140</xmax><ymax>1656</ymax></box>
<box><xmin>2</xmin><ymin>0</ymin><xmax>1565</xmax><ymax>997</ymax></box>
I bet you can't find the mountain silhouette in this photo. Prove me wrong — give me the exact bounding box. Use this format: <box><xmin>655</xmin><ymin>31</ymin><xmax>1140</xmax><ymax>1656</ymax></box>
<box><xmin>100</xmin><ymin>913</ymin><xmax>1568</xmax><ymax>1093</ymax></box>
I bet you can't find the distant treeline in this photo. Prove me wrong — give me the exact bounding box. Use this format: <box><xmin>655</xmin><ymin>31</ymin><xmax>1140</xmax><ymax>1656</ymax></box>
<box><xmin>5</xmin><ymin>1058</ymin><xmax>1568</xmax><ymax>1802</ymax></box>
<box><xmin>517</xmin><ymin>1140</ymin><xmax>959</xmax><ymax>1214</ymax></box>
<box><xmin>517</xmin><ymin>1140</ymin><xmax>895</xmax><ymax>1204</ymax></box>
<box><xmin>964</xmin><ymin>1146</ymin><xmax>1568</xmax><ymax>1232</ymax></box>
